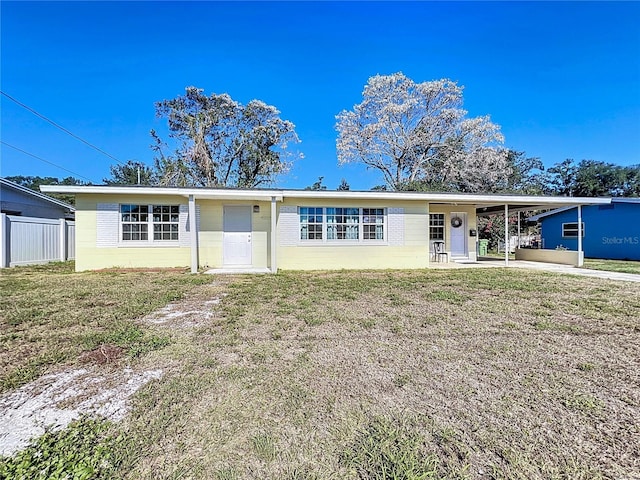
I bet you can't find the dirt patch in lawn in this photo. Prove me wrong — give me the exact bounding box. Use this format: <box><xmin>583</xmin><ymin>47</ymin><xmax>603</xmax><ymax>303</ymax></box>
<box><xmin>0</xmin><ymin>366</ymin><xmax>163</xmax><ymax>457</ymax></box>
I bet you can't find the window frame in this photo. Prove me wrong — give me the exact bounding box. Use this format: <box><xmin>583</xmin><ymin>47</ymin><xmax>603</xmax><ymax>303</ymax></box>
<box><xmin>362</xmin><ymin>208</ymin><xmax>385</xmax><ymax>241</ymax></box>
<box><xmin>298</xmin><ymin>207</ymin><xmax>387</xmax><ymax>244</ymax></box>
<box><xmin>326</xmin><ymin>207</ymin><xmax>360</xmax><ymax>241</ymax></box>
<box><xmin>119</xmin><ymin>203</ymin><xmax>180</xmax><ymax>245</ymax></box>
<box><xmin>151</xmin><ymin>205</ymin><xmax>180</xmax><ymax>241</ymax></box>
<box><xmin>561</xmin><ymin>222</ymin><xmax>585</xmax><ymax>238</ymax></box>
<box><xmin>120</xmin><ymin>204</ymin><xmax>149</xmax><ymax>242</ymax></box>
<box><xmin>299</xmin><ymin>207</ymin><xmax>324</xmax><ymax>241</ymax></box>
<box><xmin>429</xmin><ymin>213</ymin><xmax>445</xmax><ymax>241</ymax></box>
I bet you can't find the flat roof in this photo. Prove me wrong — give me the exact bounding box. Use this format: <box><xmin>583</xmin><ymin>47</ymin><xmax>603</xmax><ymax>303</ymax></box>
<box><xmin>39</xmin><ymin>184</ymin><xmax>612</xmax><ymax>210</ymax></box>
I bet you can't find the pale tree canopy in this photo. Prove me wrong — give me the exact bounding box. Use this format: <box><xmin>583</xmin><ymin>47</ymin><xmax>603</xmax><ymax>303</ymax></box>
<box><xmin>335</xmin><ymin>73</ymin><xmax>511</xmax><ymax>192</ymax></box>
<box><xmin>152</xmin><ymin>87</ymin><xmax>300</xmax><ymax>188</ymax></box>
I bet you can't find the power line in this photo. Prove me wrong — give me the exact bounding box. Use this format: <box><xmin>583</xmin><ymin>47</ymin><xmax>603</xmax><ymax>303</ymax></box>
<box><xmin>1</xmin><ymin>141</ymin><xmax>97</xmax><ymax>183</ymax></box>
<box><xmin>0</xmin><ymin>90</ymin><xmax>126</xmax><ymax>166</ymax></box>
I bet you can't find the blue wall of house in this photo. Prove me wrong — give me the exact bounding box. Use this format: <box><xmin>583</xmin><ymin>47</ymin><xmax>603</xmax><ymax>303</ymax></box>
<box><xmin>539</xmin><ymin>201</ymin><xmax>640</xmax><ymax>260</ymax></box>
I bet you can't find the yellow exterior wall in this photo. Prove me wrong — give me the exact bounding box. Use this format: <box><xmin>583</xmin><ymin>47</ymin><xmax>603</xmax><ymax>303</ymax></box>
<box><xmin>75</xmin><ymin>193</ymin><xmax>192</xmax><ymax>271</ymax></box>
<box><xmin>74</xmin><ymin>194</ymin><xmax>271</xmax><ymax>271</ymax></box>
<box><xmin>277</xmin><ymin>198</ymin><xmax>430</xmax><ymax>270</ymax></box>
<box><xmin>429</xmin><ymin>205</ymin><xmax>478</xmax><ymax>260</ymax></box>
<box><xmin>197</xmin><ymin>200</ymin><xmax>271</xmax><ymax>269</ymax></box>
<box><xmin>74</xmin><ymin>193</ymin><xmax>479</xmax><ymax>272</ymax></box>
<box><xmin>197</xmin><ymin>200</ymin><xmax>223</xmax><ymax>269</ymax></box>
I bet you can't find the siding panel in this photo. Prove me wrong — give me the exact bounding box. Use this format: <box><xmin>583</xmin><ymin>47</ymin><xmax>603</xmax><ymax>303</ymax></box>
<box><xmin>96</xmin><ymin>203</ymin><xmax>118</xmax><ymax>247</ymax></box>
<box><xmin>7</xmin><ymin>216</ymin><xmax>64</xmax><ymax>266</ymax></box>
<box><xmin>388</xmin><ymin>207</ymin><xmax>405</xmax><ymax>246</ymax></box>
<box><xmin>279</xmin><ymin>206</ymin><xmax>299</xmax><ymax>246</ymax></box>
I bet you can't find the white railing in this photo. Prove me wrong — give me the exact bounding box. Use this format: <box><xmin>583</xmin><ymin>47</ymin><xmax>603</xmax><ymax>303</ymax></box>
<box><xmin>0</xmin><ymin>214</ymin><xmax>75</xmax><ymax>267</ymax></box>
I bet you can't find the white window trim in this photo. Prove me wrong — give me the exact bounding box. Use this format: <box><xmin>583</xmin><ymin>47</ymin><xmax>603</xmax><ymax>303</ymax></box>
<box><xmin>298</xmin><ymin>207</ymin><xmax>388</xmax><ymax>245</ymax></box>
<box><xmin>118</xmin><ymin>203</ymin><xmax>181</xmax><ymax>247</ymax></box>
<box><xmin>429</xmin><ymin>213</ymin><xmax>446</xmax><ymax>241</ymax></box>
<box><xmin>562</xmin><ymin>222</ymin><xmax>585</xmax><ymax>238</ymax></box>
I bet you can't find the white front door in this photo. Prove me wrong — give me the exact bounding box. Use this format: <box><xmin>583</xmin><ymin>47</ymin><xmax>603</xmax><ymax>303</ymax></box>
<box><xmin>223</xmin><ymin>206</ymin><xmax>252</xmax><ymax>266</ymax></box>
<box><xmin>450</xmin><ymin>212</ymin><xmax>467</xmax><ymax>257</ymax></box>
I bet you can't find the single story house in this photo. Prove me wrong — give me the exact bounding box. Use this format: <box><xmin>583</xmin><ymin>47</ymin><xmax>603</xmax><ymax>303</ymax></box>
<box><xmin>1</xmin><ymin>177</ymin><xmax>75</xmax><ymax>219</ymax></box>
<box><xmin>528</xmin><ymin>198</ymin><xmax>640</xmax><ymax>261</ymax></box>
<box><xmin>40</xmin><ymin>185</ymin><xmax>611</xmax><ymax>272</ymax></box>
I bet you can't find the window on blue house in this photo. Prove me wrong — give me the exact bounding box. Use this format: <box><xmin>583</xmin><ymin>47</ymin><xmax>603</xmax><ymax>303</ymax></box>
<box><xmin>562</xmin><ymin>222</ymin><xmax>585</xmax><ymax>238</ymax></box>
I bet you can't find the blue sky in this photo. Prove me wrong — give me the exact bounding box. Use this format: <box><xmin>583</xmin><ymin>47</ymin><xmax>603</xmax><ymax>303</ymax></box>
<box><xmin>2</xmin><ymin>1</ymin><xmax>639</xmax><ymax>190</ymax></box>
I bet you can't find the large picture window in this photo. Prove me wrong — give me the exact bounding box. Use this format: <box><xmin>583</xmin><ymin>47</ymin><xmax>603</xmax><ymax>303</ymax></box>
<box><xmin>562</xmin><ymin>222</ymin><xmax>585</xmax><ymax>238</ymax></box>
<box><xmin>299</xmin><ymin>207</ymin><xmax>385</xmax><ymax>242</ymax></box>
<box><xmin>121</xmin><ymin>204</ymin><xmax>179</xmax><ymax>242</ymax></box>
<box><xmin>327</xmin><ymin>207</ymin><xmax>359</xmax><ymax>240</ymax></box>
<box><xmin>429</xmin><ymin>214</ymin><xmax>445</xmax><ymax>240</ymax></box>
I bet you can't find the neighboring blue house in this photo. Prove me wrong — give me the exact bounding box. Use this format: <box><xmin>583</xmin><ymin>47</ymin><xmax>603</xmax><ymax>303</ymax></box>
<box><xmin>529</xmin><ymin>198</ymin><xmax>640</xmax><ymax>261</ymax></box>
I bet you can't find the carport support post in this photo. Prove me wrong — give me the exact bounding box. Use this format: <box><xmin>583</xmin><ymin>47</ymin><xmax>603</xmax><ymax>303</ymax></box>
<box><xmin>189</xmin><ymin>195</ymin><xmax>198</xmax><ymax>273</ymax></box>
<box><xmin>504</xmin><ymin>204</ymin><xmax>509</xmax><ymax>266</ymax></box>
<box><xmin>270</xmin><ymin>196</ymin><xmax>277</xmax><ymax>273</ymax></box>
<box><xmin>577</xmin><ymin>205</ymin><xmax>584</xmax><ymax>267</ymax></box>
<box><xmin>426</xmin><ymin>202</ymin><xmax>430</xmax><ymax>267</ymax></box>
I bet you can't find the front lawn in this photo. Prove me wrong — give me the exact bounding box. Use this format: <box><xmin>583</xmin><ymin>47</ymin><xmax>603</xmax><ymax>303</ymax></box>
<box><xmin>583</xmin><ymin>258</ymin><xmax>640</xmax><ymax>275</ymax></box>
<box><xmin>0</xmin><ymin>262</ymin><xmax>212</xmax><ymax>393</ymax></box>
<box><xmin>1</xmin><ymin>266</ymin><xmax>639</xmax><ymax>479</ymax></box>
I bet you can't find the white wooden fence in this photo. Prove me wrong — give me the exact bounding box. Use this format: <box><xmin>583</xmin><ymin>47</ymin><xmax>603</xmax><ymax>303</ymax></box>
<box><xmin>0</xmin><ymin>214</ymin><xmax>75</xmax><ymax>267</ymax></box>
<box><xmin>497</xmin><ymin>234</ymin><xmax>538</xmax><ymax>253</ymax></box>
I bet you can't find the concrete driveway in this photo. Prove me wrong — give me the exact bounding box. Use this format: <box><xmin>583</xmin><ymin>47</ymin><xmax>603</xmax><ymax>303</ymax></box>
<box><xmin>452</xmin><ymin>258</ymin><xmax>640</xmax><ymax>283</ymax></box>
<box><xmin>507</xmin><ymin>260</ymin><xmax>640</xmax><ymax>283</ymax></box>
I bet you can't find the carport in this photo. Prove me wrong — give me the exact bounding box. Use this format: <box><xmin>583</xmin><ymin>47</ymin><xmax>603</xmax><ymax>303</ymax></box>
<box><xmin>475</xmin><ymin>196</ymin><xmax>612</xmax><ymax>267</ymax></box>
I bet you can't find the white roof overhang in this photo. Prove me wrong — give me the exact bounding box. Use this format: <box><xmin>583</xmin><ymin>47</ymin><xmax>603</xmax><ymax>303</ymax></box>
<box><xmin>40</xmin><ymin>185</ymin><xmax>284</xmax><ymax>202</ymax></box>
<box><xmin>39</xmin><ymin>185</ymin><xmax>611</xmax><ymax>210</ymax></box>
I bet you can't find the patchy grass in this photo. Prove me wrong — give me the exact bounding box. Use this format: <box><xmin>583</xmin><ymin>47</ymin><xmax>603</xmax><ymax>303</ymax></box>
<box><xmin>341</xmin><ymin>416</ymin><xmax>440</xmax><ymax>479</ymax></box>
<box><xmin>2</xmin><ymin>266</ymin><xmax>640</xmax><ymax>479</ymax></box>
<box><xmin>583</xmin><ymin>258</ymin><xmax>640</xmax><ymax>275</ymax></box>
<box><xmin>99</xmin><ymin>268</ymin><xmax>640</xmax><ymax>479</ymax></box>
<box><xmin>0</xmin><ymin>262</ymin><xmax>212</xmax><ymax>392</ymax></box>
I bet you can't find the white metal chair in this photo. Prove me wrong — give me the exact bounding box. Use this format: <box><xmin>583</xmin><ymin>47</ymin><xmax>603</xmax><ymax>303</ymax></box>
<box><xmin>432</xmin><ymin>241</ymin><xmax>449</xmax><ymax>263</ymax></box>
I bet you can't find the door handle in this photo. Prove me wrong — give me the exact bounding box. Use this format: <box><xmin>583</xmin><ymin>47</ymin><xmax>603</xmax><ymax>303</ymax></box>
<box><xmin>248</xmin><ymin>234</ymin><xmax>251</xmax><ymax>243</ymax></box>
